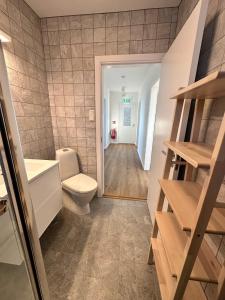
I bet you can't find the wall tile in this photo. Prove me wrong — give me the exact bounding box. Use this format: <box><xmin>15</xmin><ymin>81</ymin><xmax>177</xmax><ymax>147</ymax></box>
<box><xmin>69</xmin><ymin>15</ymin><xmax>81</xmax><ymax>29</ymax></box>
<box><xmin>143</xmin><ymin>24</ymin><xmax>157</xmax><ymax>39</ymax></box>
<box><xmin>82</xmin><ymin>43</ymin><xmax>93</xmax><ymax>57</ymax></box>
<box><xmin>82</xmin><ymin>28</ymin><xmax>94</xmax><ymax>43</ymax></box>
<box><xmin>81</xmin><ymin>14</ymin><xmax>93</xmax><ymax>28</ymax></box>
<box><xmin>106</xmin><ymin>27</ymin><xmax>117</xmax><ymax>42</ymax></box>
<box><xmin>60</xmin><ymin>45</ymin><xmax>72</xmax><ymax>58</ymax></box>
<box><xmin>106</xmin><ymin>42</ymin><xmax>117</xmax><ymax>55</ymax></box>
<box><xmin>155</xmin><ymin>39</ymin><xmax>169</xmax><ymax>52</ymax></box>
<box><xmin>130</xmin><ymin>40</ymin><xmax>142</xmax><ymax>54</ymax></box>
<box><xmin>59</xmin><ymin>30</ymin><xmax>71</xmax><ymax>44</ymax></box>
<box><xmin>131</xmin><ymin>25</ymin><xmax>143</xmax><ymax>40</ymax></box>
<box><xmin>73</xmin><ymin>70</ymin><xmax>84</xmax><ymax>83</ymax></box>
<box><xmin>118</xmin><ymin>11</ymin><xmax>131</xmax><ymax>26</ymax></box>
<box><xmin>72</xmin><ymin>57</ymin><xmax>83</xmax><ymax>70</ymax></box>
<box><xmin>71</xmin><ymin>29</ymin><xmax>82</xmax><ymax>44</ymax></box>
<box><xmin>41</xmin><ymin>7</ymin><xmax>176</xmax><ymax>175</ymax></box>
<box><xmin>95</xmin><ymin>41</ymin><xmax>107</xmax><ymax>55</ymax></box>
<box><xmin>143</xmin><ymin>39</ymin><xmax>155</xmax><ymax>53</ymax></box>
<box><xmin>106</xmin><ymin>12</ymin><xmax>118</xmax><ymax>27</ymax></box>
<box><xmin>158</xmin><ymin>7</ymin><xmax>177</xmax><ymax>23</ymax></box>
<box><xmin>0</xmin><ymin>0</ymin><xmax>55</xmax><ymax>159</ymax></box>
<box><xmin>94</xmin><ymin>27</ymin><xmax>106</xmax><ymax>42</ymax></box>
<box><xmin>71</xmin><ymin>44</ymin><xmax>83</xmax><ymax>57</ymax></box>
<box><xmin>145</xmin><ymin>9</ymin><xmax>158</xmax><ymax>24</ymax></box>
<box><xmin>131</xmin><ymin>10</ymin><xmax>145</xmax><ymax>25</ymax></box>
<box><xmin>48</xmin><ymin>31</ymin><xmax>59</xmax><ymax>45</ymax></box>
<box><xmin>157</xmin><ymin>23</ymin><xmax>171</xmax><ymax>39</ymax></box>
<box><xmin>118</xmin><ymin>26</ymin><xmax>130</xmax><ymax>41</ymax></box>
<box><xmin>94</xmin><ymin>13</ymin><xmax>105</xmax><ymax>28</ymax></box>
<box><xmin>61</xmin><ymin>58</ymin><xmax>73</xmax><ymax>71</ymax></box>
<box><xmin>58</xmin><ymin>16</ymin><xmax>70</xmax><ymax>30</ymax></box>
<box><xmin>118</xmin><ymin>41</ymin><xmax>129</xmax><ymax>54</ymax></box>
<box><xmin>83</xmin><ymin>57</ymin><xmax>94</xmax><ymax>70</ymax></box>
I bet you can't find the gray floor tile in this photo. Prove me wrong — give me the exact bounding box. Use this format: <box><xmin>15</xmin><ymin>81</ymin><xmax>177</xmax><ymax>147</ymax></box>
<box><xmin>40</xmin><ymin>197</ymin><xmax>161</xmax><ymax>299</ymax></box>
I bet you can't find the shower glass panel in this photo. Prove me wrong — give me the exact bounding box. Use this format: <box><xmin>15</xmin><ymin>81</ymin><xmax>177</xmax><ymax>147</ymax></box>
<box><xmin>0</xmin><ymin>135</ymin><xmax>35</xmax><ymax>300</ymax></box>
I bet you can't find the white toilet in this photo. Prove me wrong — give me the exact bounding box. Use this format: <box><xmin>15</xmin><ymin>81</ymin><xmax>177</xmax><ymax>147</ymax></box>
<box><xmin>56</xmin><ymin>148</ymin><xmax>97</xmax><ymax>215</ymax></box>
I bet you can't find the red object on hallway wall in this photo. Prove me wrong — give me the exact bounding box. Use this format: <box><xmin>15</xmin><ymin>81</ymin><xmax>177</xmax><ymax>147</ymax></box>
<box><xmin>110</xmin><ymin>128</ymin><xmax>117</xmax><ymax>139</ymax></box>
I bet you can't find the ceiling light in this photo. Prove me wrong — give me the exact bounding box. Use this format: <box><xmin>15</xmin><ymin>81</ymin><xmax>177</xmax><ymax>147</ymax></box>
<box><xmin>106</xmin><ymin>65</ymin><xmax>112</xmax><ymax>69</ymax></box>
<box><xmin>0</xmin><ymin>29</ymin><xmax>11</xmax><ymax>43</ymax></box>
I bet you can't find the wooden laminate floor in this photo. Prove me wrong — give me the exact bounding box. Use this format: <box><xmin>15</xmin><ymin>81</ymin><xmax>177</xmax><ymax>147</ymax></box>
<box><xmin>104</xmin><ymin>144</ymin><xmax>149</xmax><ymax>199</ymax></box>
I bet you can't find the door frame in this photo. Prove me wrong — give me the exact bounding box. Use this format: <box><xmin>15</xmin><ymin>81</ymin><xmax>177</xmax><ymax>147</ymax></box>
<box><xmin>95</xmin><ymin>53</ymin><xmax>164</xmax><ymax>197</ymax></box>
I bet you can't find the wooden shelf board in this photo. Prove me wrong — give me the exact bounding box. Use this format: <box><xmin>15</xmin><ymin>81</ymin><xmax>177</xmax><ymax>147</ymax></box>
<box><xmin>151</xmin><ymin>238</ymin><xmax>175</xmax><ymax>300</ymax></box>
<box><xmin>164</xmin><ymin>141</ymin><xmax>213</xmax><ymax>168</ymax></box>
<box><xmin>160</xmin><ymin>180</ymin><xmax>225</xmax><ymax>235</ymax></box>
<box><xmin>156</xmin><ymin>212</ymin><xmax>221</xmax><ymax>283</ymax></box>
<box><xmin>151</xmin><ymin>238</ymin><xmax>207</xmax><ymax>300</ymax></box>
<box><xmin>171</xmin><ymin>71</ymin><xmax>225</xmax><ymax>99</ymax></box>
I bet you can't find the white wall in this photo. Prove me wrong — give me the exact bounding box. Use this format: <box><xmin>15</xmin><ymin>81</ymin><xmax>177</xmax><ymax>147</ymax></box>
<box><xmin>109</xmin><ymin>91</ymin><xmax>139</xmax><ymax>144</ymax></box>
<box><xmin>137</xmin><ymin>65</ymin><xmax>161</xmax><ymax>169</ymax></box>
<box><xmin>103</xmin><ymin>78</ymin><xmax>110</xmax><ymax>149</ymax></box>
<box><xmin>103</xmin><ymin>94</ymin><xmax>110</xmax><ymax>149</ymax></box>
<box><xmin>144</xmin><ymin>80</ymin><xmax>160</xmax><ymax>169</ymax></box>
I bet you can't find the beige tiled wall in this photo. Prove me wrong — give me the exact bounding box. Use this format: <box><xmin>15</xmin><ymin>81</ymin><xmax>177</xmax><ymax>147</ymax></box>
<box><xmin>177</xmin><ymin>0</ymin><xmax>225</xmax><ymax>298</ymax></box>
<box><xmin>0</xmin><ymin>0</ymin><xmax>54</xmax><ymax>159</ymax></box>
<box><xmin>41</xmin><ymin>8</ymin><xmax>178</xmax><ymax>178</ymax></box>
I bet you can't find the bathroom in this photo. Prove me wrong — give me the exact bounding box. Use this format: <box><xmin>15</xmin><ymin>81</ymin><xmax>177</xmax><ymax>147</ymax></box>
<box><xmin>0</xmin><ymin>0</ymin><xmax>225</xmax><ymax>299</ymax></box>
<box><xmin>0</xmin><ymin>1</ymin><xmax>162</xmax><ymax>299</ymax></box>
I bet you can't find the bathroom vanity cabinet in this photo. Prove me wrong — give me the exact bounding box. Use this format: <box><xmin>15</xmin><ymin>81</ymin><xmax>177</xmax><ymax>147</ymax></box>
<box><xmin>25</xmin><ymin>159</ymin><xmax>63</xmax><ymax>237</ymax></box>
<box><xmin>0</xmin><ymin>159</ymin><xmax>63</xmax><ymax>265</ymax></box>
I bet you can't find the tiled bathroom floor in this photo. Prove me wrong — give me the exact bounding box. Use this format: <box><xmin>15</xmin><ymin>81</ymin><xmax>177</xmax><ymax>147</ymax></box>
<box><xmin>40</xmin><ymin>198</ymin><xmax>161</xmax><ymax>300</ymax></box>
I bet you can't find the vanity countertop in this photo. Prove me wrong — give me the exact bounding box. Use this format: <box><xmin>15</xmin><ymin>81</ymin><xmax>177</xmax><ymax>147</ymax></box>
<box><xmin>0</xmin><ymin>159</ymin><xmax>59</xmax><ymax>198</ymax></box>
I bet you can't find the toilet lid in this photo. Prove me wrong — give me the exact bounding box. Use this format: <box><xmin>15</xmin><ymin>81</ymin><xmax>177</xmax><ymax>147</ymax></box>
<box><xmin>62</xmin><ymin>173</ymin><xmax>97</xmax><ymax>194</ymax></box>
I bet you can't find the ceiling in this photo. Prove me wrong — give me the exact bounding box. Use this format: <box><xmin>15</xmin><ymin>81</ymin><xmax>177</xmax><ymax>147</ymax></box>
<box><xmin>103</xmin><ymin>64</ymin><xmax>160</xmax><ymax>93</ymax></box>
<box><xmin>25</xmin><ymin>0</ymin><xmax>181</xmax><ymax>18</ymax></box>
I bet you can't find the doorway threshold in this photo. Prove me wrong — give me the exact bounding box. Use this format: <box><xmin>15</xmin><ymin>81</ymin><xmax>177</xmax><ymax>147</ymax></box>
<box><xmin>103</xmin><ymin>194</ymin><xmax>147</xmax><ymax>201</ymax></box>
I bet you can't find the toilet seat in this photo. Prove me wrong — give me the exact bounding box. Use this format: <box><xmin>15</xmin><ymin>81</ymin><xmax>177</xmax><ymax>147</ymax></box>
<box><xmin>62</xmin><ymin>173</ymin><xmax>97</xmax><ymax>194</ymax></box>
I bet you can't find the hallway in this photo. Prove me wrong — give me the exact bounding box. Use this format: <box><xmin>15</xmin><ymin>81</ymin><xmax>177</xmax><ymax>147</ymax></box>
<box><xmin>104</xmin><ymin>144</ymin><xmax>149</xmax><ymax>199</ymax></box>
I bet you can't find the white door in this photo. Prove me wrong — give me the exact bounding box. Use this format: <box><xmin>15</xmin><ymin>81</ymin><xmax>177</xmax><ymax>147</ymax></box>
<box><xmin>118</xmin><ymin>97</ymin><xmax>137</xmax><ymax>144</ymax></box>
<box><xmin>144</xmin><ymin>80</ymin><xmax>160</xmax><ymax>170</ymax></box>
<box><xmin>147</xmin><ymin>0</ymin><xmax>209</xmax><ymax>221</ymax></box>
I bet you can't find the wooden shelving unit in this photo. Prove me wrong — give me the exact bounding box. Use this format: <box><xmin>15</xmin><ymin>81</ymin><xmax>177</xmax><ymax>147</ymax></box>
<box><xmin>164</xmin><ymin>142</ymin><xmax>213</xmax><ymax>168</ymax></box>
<box><xmin>159</xmin><ymin>180</ymin><xmax>225</xmax><ymax>234</ymax></box>
<box><xmin>148</xmin><ymin>71</ymin><xmax>225</xmax><ymax>300</ymax></box>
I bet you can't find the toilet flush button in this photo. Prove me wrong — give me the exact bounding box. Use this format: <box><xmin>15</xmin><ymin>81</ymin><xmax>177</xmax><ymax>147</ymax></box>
<box><xmin>89</xmin><ymin>109</ymin><xmax>95</xmax><ymax>121</ymax></box>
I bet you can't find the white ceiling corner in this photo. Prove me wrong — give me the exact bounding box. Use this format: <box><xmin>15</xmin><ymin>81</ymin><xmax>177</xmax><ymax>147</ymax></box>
<box><xmin>25</xmin><ymin>0</ymin><xmax>181</xmax><ymax>18</ymax></box>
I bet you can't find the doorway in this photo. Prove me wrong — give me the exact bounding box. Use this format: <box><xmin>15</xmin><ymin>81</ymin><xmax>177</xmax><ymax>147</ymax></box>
<box><xmin>101</xmin><ymin>62</ymin><xmax>161</xmax><ymax>199</ymax></box>
<box><xmin>95</xmin><ymin>54</ymin><xmax>164</xmax><ymax>198</ymax></box>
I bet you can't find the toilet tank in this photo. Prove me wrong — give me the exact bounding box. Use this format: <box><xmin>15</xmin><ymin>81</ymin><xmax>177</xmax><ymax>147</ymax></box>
<box><xmin>56</xmin><ymin>148</ymin><xmax>80</xmax><ymax>181</ymax></box>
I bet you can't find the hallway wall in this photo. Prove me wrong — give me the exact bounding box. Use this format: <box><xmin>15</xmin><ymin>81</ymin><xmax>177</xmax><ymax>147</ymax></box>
<box><xmin>137</xmin><ymin>65</ymin><xmax>160</xmax><ymax>170</ymax></box>
<box><xmin>0</xmin><ymin>0</ymin><xmax>55</xmax><ymax>159</ymax></box>
<box><xmin>41</xmin><ymin>8</ymin><xmax>178</xmax><ymax>178</ymax></box>
<box><xmin>109</xmin><ymin>91</ymin><xmax>139</xmax><ymax>144</ymax></box>
<box><xmin>177</xmin><ymin>0</ymin><xmax>225</xmax><ymax>298</ymax></box>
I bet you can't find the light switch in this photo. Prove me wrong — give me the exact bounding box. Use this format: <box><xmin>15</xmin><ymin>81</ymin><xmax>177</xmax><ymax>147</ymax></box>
<box><xmin>89</xmin><ymin>109</ymin><xmax>95</xmax><ymax>121</ymax></box>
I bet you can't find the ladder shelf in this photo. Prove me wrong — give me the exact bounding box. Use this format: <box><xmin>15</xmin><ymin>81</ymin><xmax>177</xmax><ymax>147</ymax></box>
<box><xmin>160</xmin><ymin>179</ymin><xmax>225</xmax><ymax>234</ymax></box>
<box><xmin>156</xmin><ymin>212</ymin><xmax>221</xmax><ymax>283</ymax></box>
<box><xmin>164</xmin><ymin>141</ymin><xmax>213</xmax><ymax>168</ymax></box>
<box><xmin>151</xmin><ymin>238</ymin><xmax>207</xmax><ymax>300</ymax></box>
<box><xmin>149</xmin><ymin>71</ymin><xmax>225</xmax><ymax>300</ymax></box>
